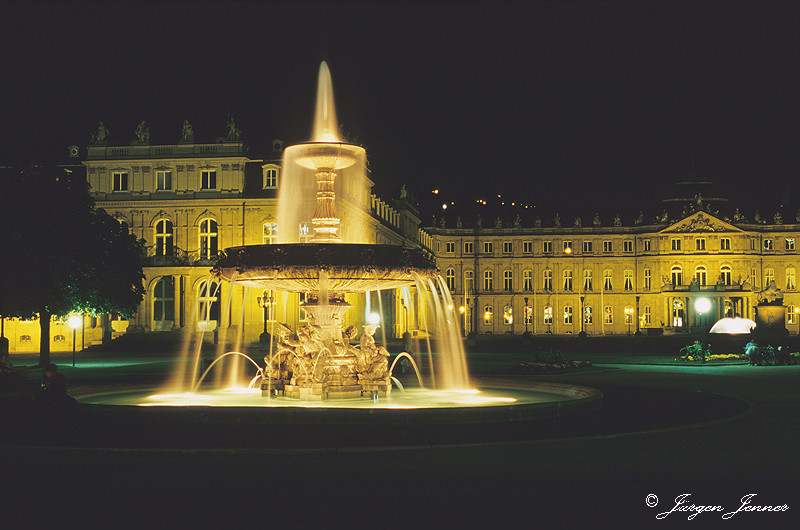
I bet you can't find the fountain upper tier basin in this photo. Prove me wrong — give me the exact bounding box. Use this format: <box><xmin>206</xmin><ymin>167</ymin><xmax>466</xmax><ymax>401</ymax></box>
<box><xmin>213</xmin><ymin>243</ymin><xmax>438</xmax><ymax>292</ymax></box>
<box><xmin>286</xmin><ymin>142</ymin><xmax>365</xmax><ymax>170</ymax></box>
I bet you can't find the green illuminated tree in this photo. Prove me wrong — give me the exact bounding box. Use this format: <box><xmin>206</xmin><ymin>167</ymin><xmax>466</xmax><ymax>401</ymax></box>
<box><xmin>0</xmin><ymin>164</ymin><xmax>144</xmax><ymax>366</ymax></box>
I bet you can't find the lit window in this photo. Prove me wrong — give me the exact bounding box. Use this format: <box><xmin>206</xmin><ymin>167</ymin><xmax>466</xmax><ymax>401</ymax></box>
<box><xmin>671</xmin><ymin>266</ymin><xmax>682</xmax><ymax>286</ymax></box>
<box><xmin>721</xmin><ymin>238</ymin><xmax>731</xmax><ymax>250</ymax></box>
<box><xmin>154</xmin><ymin>219</ymin><xmax>173</xmax><ymax>257</ymax></box>
<box><xmin>603</xmin><ymin>270</ymin><xmax>612</xmax><ymax>291</ymax></box>
<box><xmin>543</xmin><ymin>241</ymin><xmax>552</xmax><ymax>254</ymax></box>
<box><xmin>503</xmin><ymin>242</ymin><xmax>513</xmax><ymax>253</ymax></box>
<box><xmin>153</xmin><ymin>276</ymin><xmax>175</xmax><ymax>322</ymax></box>
<box><xmin>464</xmin><ymin>270</ymin><xmax>474</xmax><ymax>292</ymax></box>
<box><xmin>199</xmin><ymin>219</ymin><xmax>218</xmax><ymax>259</ymax></box>
<box><xmin>720</xmin><ymin>265</ymin><xmax>732</xmax><ymax>286</ymax></box>
<box><xmin>764</xmin><ymin>239</ymin><xmax>774</xmax><ymax>251</ymax></box>
<box><xmin>671</xmin><ymin>238</ymin><xmax>681</xmax><ymax>251</ymax></box>
<box><xmin>644</xmin><ymin>268</ymin><xmax>651</xmax><ymax>291</ymax></box>
<box><xmin>623</xmin><ymin>240</ymin><xmax>633</xmax><ymax>253</ymax></box>
<box><xmin>484</xmin><ymin>270</ymin><xmax>493</xmax><ymax>291</ymax></box>
<box><xmin>484</xmin><ymin>306</ymin><xmax>493</xmax><ymax>325</ymax></box>
<box><xmin>464</xmin><ymin>241</ymin><xmax>473</xmax><ymax>254</ymax></box>
<box><xmin>789</xmin><ymin>306</ymin><xmax>797</xmax><ymax>324</ymax></box>
<box><xmin>563</xmin><ymin>269</ymin><xmax>573</xmax><ymax>291</ymax></box>
<box><xmin>446</xmin><ymin>268</ymin><xmax>456</xmax><ymax>292</ymax></box>
<box><xmin>446</xmin><ymin>242</ymin><xmax>455</xmax><ymax>253</ymax></box>
<box><xmin>503</xmin><ymin>270</ymin><xmax>513</xmax><ymax>292</ymax></box>
<box><xmin>786</xmin><ymin>238</ymin><xmax>795</xmax><ymax>251</ymax></box>
<box><xmin>263</xmin><ymin>223</ymin><xmax>278</xmax><ymax>244</ymax></box>
<box><xmin>583</xmin><ymin>241</ymin><xmax>593</xmax><ymax>253</ymax></box>
<box><xmin>523</xmin><ymin>270</ymin><xmax>532</xmax><ymax>291</ymax></box>
<box><xmin>624</xmin><ymin>270</ymin><xmax>633</xmax><ymax>291</ymax></box>
<box><xmin>584</xmin><ymin>306</ymin><xmax>593</xmax><ymax>324</ymax></box>
<box><xmin>299</xmin><ymin>223</ymin><xmax>310</xmax><ymax>242</ymax></box>
<box><xmin>563</xmin><ymin>241</ymin><xmax>573</xmax><ymax>254</ymax></box>
<box><xmin>523</xmin><ymin>241</ymin><xmax>533</xmax><ymax>253</ymax></box>
<box><xmin>643</xmin><ymin>239</ymin><xmax>651</xmax><ymax>252</ymax></box>
<box><xmin>263</xmin><ymin>166</ymin><xmax>279</xmax><ymax>188</ymax></box>
<box><xmin>564</xmin><ymin>305</ymin><xmax>573</xmax><ymax>324</ymax></box>
<box><xmin>524</xmin><ymin>305</ymin><xmax>532</xmax><ymax>324</ymax></box>
<box><xmin>583</xmin><ymin>269</ymin><xmax>593</xmax><ymax>291</ymax></box>
<box><xmin>156</xmin><ymin>170</ymin><xmax>172</xmax><ymax>191</ymax></box>
<box><xmin>112</xmin><ymin>171</ymin><xmax>128</xmax><ymax>191</ymax></box>
<box><xmin>201</xmin><ymin>170</ymin><xmax>217</xmax><ymax>190</ymax></box>
<box><xmin>543</xmin><ymin>306</ymin><xmax>553</xmax><ymax>325</ymax></box>
<box><xmin>765</xmin><ymin>268</ymin><xmax>775</xmax><ymax>287</ymax></box>
<box><xmin>484</xmin><ymin>241</ymin><xmax>493</xmax><ymax>254</ymax></box>
<box><xmin>603</xmin><ymin>241</ymin><xmax>612</xmax><ymax>253</ymax></box>
<box><xmin>543</xmin><ymin>270</ymin><xmax>553</xmax><ymax>291</ymax></box>
<box><xmin>604</xmin><ymin>306</ymin><xmax>613</xmax><ymax>324</ymax></box>
<box><xmin>503</xmin><ymin>306</ymin><xmax>513</xmax><ymax>325</ymax></box>
<box><xmin>695</xmin><ymin>238</ymin><xmax>706</xmax><ymax>251</ymax></box>
<box><xmin>787</xmin><ymin>268</ymin><xmax>796</xmax><ymax>290</ymax></box>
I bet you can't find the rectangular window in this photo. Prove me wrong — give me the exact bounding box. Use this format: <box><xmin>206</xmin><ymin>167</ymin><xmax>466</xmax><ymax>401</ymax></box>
<box><xmin>503</xmin><ymin>270</ymin><xmax>513</xmax><ymax>292</ymax></box>
<box><xmin>543</xmin><ymin>306</ymin><xmax>553</xmax><ymax>325</ymax></box>
<box><xmin>603</xmin><ymin>270</ymin><xmax>612</xmax><ymax>291</ymax></box>
<box><xmin>543</xmin><ymin>270</ymin><xmax>553</xmax><ymax>291</ymax></box>
<box><xmin>786</xmin><ymin>238</ymin><xmax>795</xmax><ymax>251</ymax></box>
<box><xmin>721</xmin><ymin>238</ymin><xmax>731</xmax><ymax>250</ymax></box>
<box><xmin>156</xmin><ymin>170</ymin><xmax>172</xmax><ymax>191</ymax></box>
<box><xmin>464</xmin><ymin>241</ymin><xmax>473</xmax><ymax>254</ymax></box>
<box><xmin>523</xmin><ymin>270</ymin><xmax>532</xmax><ymax>291</ymax></box>
<box><xmin>643</xmin><ymin>239</ymin><xmax>651</xmax><ymax>252</ymax></box>
<box><xmin>789</xmin><ymin>306</ymin><xmax>797</xmax><ymax>324</ymax></box>
<box><xmin>563</xmin><ymin>241</ymin><xmax>573</xmax><ymax>254</ymax></box>
<box><xmin>751</xmin><ymin>267</ymin><xmax>758</xmax><ymax>289</ymax></box>
<box><xmin>503</xmin><ymin>306</ymin><xmax>513</xmax><ymax>325</ymax></box>
<box><xmin>765</xmin><ymin>268</ymin><xmax>775</xmax><ymax>287</ymax></box>
<box><xmin>750</xmin><ymin>238</ymin><xmax>757</xmax><ymax>250</ymax></box>
<box><xmin>623</xmin><ymin>240</ymin><xmax>633</xmax><ymax>253</ymax></box>
<box><xmin>484</xmin><ymin>270</ymin><xmax>493</xmax><ymax>291</ymax></box>
<box><xmin>604</xmin><ymin>306</ymin><xmax>613</xmax><ymax>324</ymax></box>
<box><xmin>671</xmin><ymin>238</ymin><xmax>681</xmax><ymax>251</ymax></box>
<box><xmin>764</xmin><ymin>239</ymin><xmax>774</xmax><ymax>251</ymax></box>
<box><xmin>563</xmin><ymin>270</ymin><xmax>573</xmax><ymax>291</ymax></box>
<box><xmin>201</xmin><ymin>170</ymin><xmax>217</xmax><ymax>190</ymax></box>
<box><xmin>696</xmin><ymin>238</ymin><xmax>706</xmax><ymax>251</ymax></box>
<box><xmin>112</xmin><ymin>171</ymin><xmax>128</xmax><ymax>191</ymax></box>
<box><xmin>584</xmin><ymin>306</ymin><xmax>593</xmax><ymax>324</ymax></box>
<box><xmin>583</xmin><ymin>269</ymin><xmax>593</xmax><ymax>291</ymax></box>
<box><xmin>787</xmin><ymin>268</ymin><xmax>796</xmax><ymax>290</ymax></box>
<box><xmin>644</xmin><ymin>306</ymin><xmax>652</xmax><ymax>325</ymax></box>
<box><xmin>583</xmin><ymin>241</ymin><xmax>593</xmax><ymax>253</ymax></box>
<box><xmin>644</xmin><ymin>269</ymin><xmax>651</xmax><ymax>291</ymax></box>
<box><xmin>484</xmin><ymin>241</ymin><xmax>493</xmax><ymax>254</ymax></box>
<box><xmin>543</xmin><ymin>241</ymin><xmax>552</xmax><ymax>254</ymax></box>
<box><xmin>464</xmin><ymin>271</ymin><xmax>474</xmax><ymax>292</ymax></box>
<box><xmin>446</xmin><ymin>242</ymin><xmax>455</xmax><ymax>253</ymax></box>
<box><xmin>563</xmin><ymin>306</ymin><xmax>573</xmax><ymax>325</ymax></box>
<box><xmin>524</xmin><ymin>306</ymin><xmax>532</xmax><ymax>324</ymax></box>
<box><xmin>603</xmin><ymin>241</ymin><xmax>612</xmax><ymax>253</ymax></box>
<box><xmin>523</xmin><ymin>241</ymin><xmax>533</xmax><ymax>253</ymax></box>
<box><xmin>503</xmin><ymin>241</ymin><xmax>513</xmax><ymax>253</ymax></box>
<box><xmin>624</xmin><ymin>270</ymin><xmax>633</xmax><ymax>291</ymax></box>
<box><xmin>484</xmin><ymin>306</ymin><xmax>493</xmax><ymax>325</ymax></box>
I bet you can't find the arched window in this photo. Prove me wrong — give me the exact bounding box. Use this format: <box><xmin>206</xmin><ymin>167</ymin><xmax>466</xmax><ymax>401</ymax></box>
<box><xmin>263</xmin><ymin>165</ymin><xmax>279</xmax><ymax>188</ymax></box>
<box><xmin>603</xmin><ymin>269</ymin><xmax>612</xmax><ymax>291</ymax></box>
<box><xmin>543</xmin><ymin>306</ymin><xmax>553</xmax><ymax>325</ymax></box>
<box><xmin>503</xmin><ymin>305</ymin><xmax>513</xmax><ymax>324</ymax></box>
<box><xmin>523</xmin><ymin>270</ymin><xmax>532</xmax><ymax>291</ymax></box>
<box><xmin>484</xmin><ymin>270</ymin><xmax>493</xmax><ymax>291</ymax></box>
<box><xmin>624</xmin><ymin>269</ymin><xmax>633</xmax><ymax>291</ymax></box>
<box><xmin>583</xmin><ymin>269</ymin><xmax>593</xmax><ymax>291</ymax></box>
<box><xmin>720</xmin><ymin>265</ymin><xmax>732</xmax><ymax>286</ymax></box>
<box><xmin>483</xmin><ymin>305</ymin><xmax>493</xmax><ymax>325</ymax></box>
<box><xmin>464</xmin><ymin>270</ymin><xmax>474</xmax><ymax>292</ymax></box>
<box><xmin>563</xmin><ymin>269</ymin><xmax>573</xmax><ymax>291</ymax></box>
<box><xmin>564</xmin><ymin>305</ymin><xmax>573</xmax><ymax>324</ymax></box>
<box><xmin>153</xmin><ymin>276</ymin><xmax>174</xmax><ymax>329</ymax></box>
<box><xmin>543</xmin><ymin>269</ymin><xmax>553</xmax><ymax>291</ymax></box>
<box><xmin>263</xmin><ymin>222</ymin><xmax>278</xmax><ymax>244</ymax></box>
<box><xmin>503</xmin><ymin>270</ymin><xmax>513</xmax><ymax>292</ymax></box>
<box><xmin>199</xmin><ymin>219</ymin><xmax>218</xmax><ymax>259</ymax></box>
<box><xmin>446</xmin><ymin>268</ymin><xmax>456</xmax><ymax>292</ymax></box>
<box><xmin>197</xmin><ymin>280</ymin><xmax>220</xmax><ymax>331</ymax></box>
<box><xmin>695</xmin><ymin>265</ymin><xmax>707</xmax><ymax>286</ymax></box>
<box><xmin>671</xmin><ymin>266</ymin><xmax>682</xmax><ymax>286</ymax></box>
<box><xmin>154</xmin><ymin>219</ymin><xmax>173</xmax><ymax>257</ymax></box>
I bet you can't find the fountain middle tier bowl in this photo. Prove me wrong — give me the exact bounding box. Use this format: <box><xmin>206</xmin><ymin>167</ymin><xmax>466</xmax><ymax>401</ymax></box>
<box><xmin>213</xmin><ymin>243</ymin><xmax>438</xmax><ymax>292</ymax></box>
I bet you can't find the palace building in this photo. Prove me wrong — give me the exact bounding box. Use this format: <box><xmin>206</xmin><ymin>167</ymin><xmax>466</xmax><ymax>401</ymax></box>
<box><xmin>3</xmin><ymin>122</ymin><xmax>799</xmax><ymax>353</ymax></box>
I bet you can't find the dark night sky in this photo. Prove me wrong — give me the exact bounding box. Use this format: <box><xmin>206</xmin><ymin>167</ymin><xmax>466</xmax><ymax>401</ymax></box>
<box><xmin>3</xmin><ymin>2</ymin><xmax>799</xmax><ymax>224</ymax></box>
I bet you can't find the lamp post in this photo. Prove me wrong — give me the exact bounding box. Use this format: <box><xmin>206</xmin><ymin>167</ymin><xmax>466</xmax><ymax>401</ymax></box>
<box><xmin>68</xmin><ymin>315</ymin><xmax>82</xmax><ymax>367</ymax></box>
<box><xmin>257</xmin><ymin>292</ymin><xmax>272</xmax><ymax>335</ymax></box>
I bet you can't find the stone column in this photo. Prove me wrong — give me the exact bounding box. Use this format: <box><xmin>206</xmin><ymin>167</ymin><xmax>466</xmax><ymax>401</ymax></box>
<box><xmin>172</xmin><ymin>275</ymin><xmax>182</xmax><ymax>330</ymax></box>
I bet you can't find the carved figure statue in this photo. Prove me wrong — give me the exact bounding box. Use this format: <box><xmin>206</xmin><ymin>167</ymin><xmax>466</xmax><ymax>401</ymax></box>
<box><xmin>226</xmin><ymin>114</ymin><xmax>241</xmax><ymax>141</ymax></box>
<box><xmin>774</xmin><ymin>211</ymin><xmax>783</xmax><ymax>225</ymax></box>
<box><xmin>534</xmin><ymin>216</ymin><xmax>542</xmax><ymax>228</ymax></box>
<box><xmin>635</xmin><ymin>211</ymin><xmax>644</xmax><ymax>225</ymax></box>
<box><xmin>573</xmin><ymin>216</ymin><xmax>581</xmax><ymax>227</ymax></box>
<box><xmin>613</xmin><ymin>214</ymin><xmax>622</xmax><ymax>227</ymax></box>
<box><xmin>734</xmin><ymin>208</ymin><xmax>745</xmax><ymax>222</ymax></box>
<box><xmin>514</xmin><ymin>214</ymin><xmax>521</xmax><ymax>228</ymax></box>
<box><xmin>593</xmin><ymin>213</ymin><xmax>601</xmax><ymax>227</ymax></box>
<box><xmin>553</xmin><ymin>213</ymin><xmax>560</xmax><ymax>227</ymax></box>
<box><xmin>475</xmin><ymin>215</ymin><xmax>482</xmax><ymax>228</ymax></box>
<box><xmin>494</xmin><ymin>216</ymin><xmax>502</xmax><ymax>229</ymax></box>
<box><xmin>181</xmin><ymin>120</ymin><xmax>194</xmax><ymax>143</ymax></box>
<box><xmin>90</xmin><ymin>121</ymin><xmax>109</xmax><ymax>145</ymax></box>
<box><xmin>357</xmin><ymin>324</ymin><xmax>389</xmax><ymax>380</ymax></box>
<box><xmin>456</xmin><ymin>216</ymin><xmax>463</xmax><ymax>228</ymax></box>
<box><xmin>399</xmin><ymin>184</ymin><xmax>407</xmax><ymax>199</ymax></box>
<box><xmin>757</xmin><ymin>281</ymin><xmax>784</xmax><ymax>305</ymax></box>
<box><xmin>134</xmin><ymin>121</ymin><xmax>150</xmax><ymax>144</ymax></box>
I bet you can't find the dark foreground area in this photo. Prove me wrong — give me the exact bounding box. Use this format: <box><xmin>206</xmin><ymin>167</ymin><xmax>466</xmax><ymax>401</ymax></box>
<box><xmin>1</xmin><ymin>344</ymin><xmax>799</xmax><ymax>528</ymax></box>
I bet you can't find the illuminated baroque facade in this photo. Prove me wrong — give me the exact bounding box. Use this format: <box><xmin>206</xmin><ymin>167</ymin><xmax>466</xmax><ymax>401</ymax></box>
<box><xmin>428</xmin><ymin>210</ymin><xmax>800</xmax><ymax>336</ymax></box>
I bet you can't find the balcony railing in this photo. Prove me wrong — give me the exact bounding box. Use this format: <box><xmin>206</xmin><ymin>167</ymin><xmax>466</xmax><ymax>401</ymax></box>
<box><xmin>88</xmin><ymin>143</ymin><xmax>247</xmax><ymax>160</ymax></box>
<box><xmin>142</xmin><ymin>245</ymin><xmax>219</xmax><ymax>266</ymax></box>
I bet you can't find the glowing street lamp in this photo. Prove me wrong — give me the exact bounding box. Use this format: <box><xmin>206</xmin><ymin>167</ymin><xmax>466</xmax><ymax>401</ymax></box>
<box><xmin>695</xmin><ymin>297</ymin><xmax>711</xmax><ymax>333</ymax></box>
<box><xmin>68</xmin><ymin>314</ymin><xmax>82</xmax><ymax>367</ymax></box>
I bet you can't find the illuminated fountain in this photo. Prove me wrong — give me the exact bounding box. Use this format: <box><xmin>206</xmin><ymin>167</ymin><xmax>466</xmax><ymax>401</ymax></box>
<box><xmin>82</xmin><ymin>62</ymin><xmax>600</xmax><ymax>416</ymax></box>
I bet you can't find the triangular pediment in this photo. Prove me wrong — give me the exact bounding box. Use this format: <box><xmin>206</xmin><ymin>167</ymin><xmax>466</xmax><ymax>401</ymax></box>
<box><xmin>659</xmin><ymin>211</ymin><xmax>742</xmax><ymax>234</ymax></box>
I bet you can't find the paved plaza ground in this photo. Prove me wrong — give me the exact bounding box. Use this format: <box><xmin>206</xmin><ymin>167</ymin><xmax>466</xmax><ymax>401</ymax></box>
<box><xmin>1</xmin><ymin>339</ymin><xmax>799</xmax><ymax>528</ymax></box>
